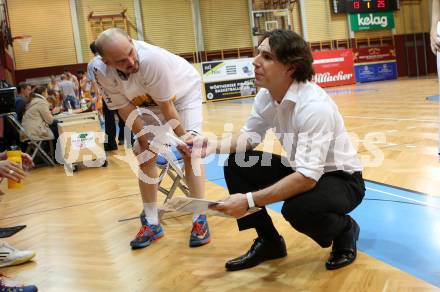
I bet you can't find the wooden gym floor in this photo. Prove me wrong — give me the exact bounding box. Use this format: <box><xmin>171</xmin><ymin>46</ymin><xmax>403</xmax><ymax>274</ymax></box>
<box><xmin>0</xmin><ymin>77</ymin><xmax>439</xmax><ymax>291</ymax></box>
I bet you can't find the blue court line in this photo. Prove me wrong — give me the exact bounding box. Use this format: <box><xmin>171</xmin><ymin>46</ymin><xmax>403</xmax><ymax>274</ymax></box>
<box><xmin>204</xmin><ymin>154</ymin><xmax>440</xmax><ymax>288</ymax></box>
<box><xmin>427</xmin><ymin>95</ymin><xmax>440</xmax><ymax>101</ymax></box>
<box><xmin>325</xmin><ymin>88</ymin><xmax>379</xmax><ymax>96</ymax></box>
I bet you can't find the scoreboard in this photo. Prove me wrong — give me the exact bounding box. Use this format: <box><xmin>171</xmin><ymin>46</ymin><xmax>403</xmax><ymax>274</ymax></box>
<box><xmin>332</xmin><ymin>0</ymin><xmax>400</xmax><ymax>14</ymax></box>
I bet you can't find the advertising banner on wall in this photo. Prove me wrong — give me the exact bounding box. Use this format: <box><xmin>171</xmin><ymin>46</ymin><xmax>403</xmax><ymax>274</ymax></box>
<box><xmin>353</xmin><ymin>46</ymin><xmax>398</xmax><ymax>82</ymax></box>
<box><xmin>354</xmin><ymin>62</ymin><xmax>397</xmax><ymax>82</ymax></box>
<box><xmin>312</xmin><ymin>49</ymin><xmax>356</xmax><ymax>88</ymax></box>
<box><xmin>350</xmin><ymin>11</ymin><xmax>395</xmax><ymax>31</ymax></box>
<box><xmin>201</xmin><ymin>58</ymin><xmax>256</xmax><ymax>101</ymax></box>
<box><xmin>204</xmin><ymin>78</ymin><xmax>256</xmax><ymax>101</ymax></box>
<box><xmin>201</xmin><ymin>58</ymin><xmax>255</xmax><ymax>83</ymax></box>
<box><xmin>353</xmin><ymin>46</ymin><xmax>396</xmax><ymax>63</ymax></box>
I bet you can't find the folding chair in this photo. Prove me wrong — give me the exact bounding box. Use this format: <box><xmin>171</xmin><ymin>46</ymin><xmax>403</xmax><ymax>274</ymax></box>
<box><xmin>6</xmin><ymin>113</ymin><xmax>56</xmax><ymax>166</ymax></box>
<box><xmin>156</xmin><ymin>146</ymin><xmax>189</xmax><ymax>202</ymax></box>
<box><xmin>156</xmin><ymin>146</ymin><xmax>189</xmax><ymax>218</ymax></box>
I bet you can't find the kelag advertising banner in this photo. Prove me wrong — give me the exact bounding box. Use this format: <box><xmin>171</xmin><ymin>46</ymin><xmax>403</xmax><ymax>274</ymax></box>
<box><xmin>202</xmin><ymin>58</ymin><xmax>256</xmax><ymax>101</ymax></box>
<box><xmin>350</xmin><ymin>12</ymin><xmax>395</xmax><ymax>31</ymax></box>
<box><xmin>312</xmin><ymin>49</ymin><xmax>356</xmax><ymax>88</ymax></box>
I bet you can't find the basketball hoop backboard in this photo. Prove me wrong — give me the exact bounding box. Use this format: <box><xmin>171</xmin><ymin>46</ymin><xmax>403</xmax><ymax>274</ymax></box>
<box><xmin>13</xmin><ymin>35</ymin><xmax>32</xmax><ymax>52</ymax></box>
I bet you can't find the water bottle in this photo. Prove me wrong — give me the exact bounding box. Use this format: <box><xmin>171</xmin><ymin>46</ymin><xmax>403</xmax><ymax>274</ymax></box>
<box><xmin>67</xmin><ymin>101</ymin><xmax>73</xmax><ymax>114</ymax></box>
<box><xmin>6</xmin><ymin>145</ymin><xmax>23</xmax><ymax>189</ymax></box>
<box><xmin>80</xmin><ymin>98</ymin><xmax>88</xmax><ymax>111</ymax></box>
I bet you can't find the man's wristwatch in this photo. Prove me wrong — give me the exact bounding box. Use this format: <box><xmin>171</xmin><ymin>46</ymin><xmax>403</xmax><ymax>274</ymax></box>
<box><xmin>246</xmin><ymin>192</ymin><xmax>255</xmax><ymax>209</ymax></box>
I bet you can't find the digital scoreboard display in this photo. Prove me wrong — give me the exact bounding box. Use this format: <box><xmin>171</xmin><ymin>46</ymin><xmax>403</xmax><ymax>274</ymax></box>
<box><xmin>332</xmin><ymin>0</ymin><xmax>400</xmax><ymax>14</ymax></box>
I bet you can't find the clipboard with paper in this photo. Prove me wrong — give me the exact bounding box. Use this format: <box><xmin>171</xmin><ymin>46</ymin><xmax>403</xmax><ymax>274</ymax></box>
<box><xmin>160</xmin><ymin>196</ymin><xmax>261</xmax><ymax>218</ymax></box>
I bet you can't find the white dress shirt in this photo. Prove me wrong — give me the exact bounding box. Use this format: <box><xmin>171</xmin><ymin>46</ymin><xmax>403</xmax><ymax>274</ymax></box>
<box><xmin>242</xmin><ymin>81</ymin><xmax>363</xmax><ymax>181</ymax></box>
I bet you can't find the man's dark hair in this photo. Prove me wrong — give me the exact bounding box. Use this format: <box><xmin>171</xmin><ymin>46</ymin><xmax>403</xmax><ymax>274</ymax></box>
<box><xmin>47</xmin><ymin>89</ymin><xmax>55</xmax><ymax>96</ymax></box>
<box><xmin>90</xmin><ymin>41</ymin><xmax>98</xmax><ymax>55</ymax></box>
<box><xmin>17</xmin><ymin>82</ymin><xmax>30</xmax><ymax>94</ymax></box>
<box><xmin>260</xmin><ymin>29</ymin><xmax>315</xmax><ymax>82</ymax></box>
<box><xmin>32</xmin><ymin>85</ymin><xmax>47</xmax><ymax>95</ymax></box>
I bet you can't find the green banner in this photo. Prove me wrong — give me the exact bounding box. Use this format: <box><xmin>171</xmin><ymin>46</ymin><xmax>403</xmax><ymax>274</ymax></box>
<box><xmin>350</xmin><ymin>12</ymin><xmax>395</xmax><ymax>31</ymax></box>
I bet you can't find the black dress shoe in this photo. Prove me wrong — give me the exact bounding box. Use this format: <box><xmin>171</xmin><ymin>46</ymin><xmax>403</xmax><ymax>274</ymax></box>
<box><xmin>225</xmin><ymin>236</ymin><xmax>287</xmax><ymax>271</ymax></box>
<box><xmin>326</xmin><ymin>218</ymin><xmax>360</xmax><ymax>270</ymax></box>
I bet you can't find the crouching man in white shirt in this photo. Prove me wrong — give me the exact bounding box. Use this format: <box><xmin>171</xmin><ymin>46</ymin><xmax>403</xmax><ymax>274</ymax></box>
<box><xmin>93</xmin><ymin>28</ymin><xmax>210</xmax><ymax>249</ymax></box>
<box><xmin>180</xmin><ymin>29</ymin><xmax>365</xmax><ymax>271</ymax></box>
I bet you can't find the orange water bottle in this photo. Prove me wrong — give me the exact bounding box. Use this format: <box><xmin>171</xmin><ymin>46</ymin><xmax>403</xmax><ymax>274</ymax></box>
<box><xmin>6</xmin><ymin>146</ymin><xmax>23</xmax><ymax>189</ymax></box>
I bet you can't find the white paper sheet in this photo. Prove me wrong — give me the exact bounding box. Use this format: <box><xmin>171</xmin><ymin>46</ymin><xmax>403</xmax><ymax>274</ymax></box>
<box><xmin>161</xmin><ymin>196</ymin><xmax>261</xmax><ymax>218</ymax></box>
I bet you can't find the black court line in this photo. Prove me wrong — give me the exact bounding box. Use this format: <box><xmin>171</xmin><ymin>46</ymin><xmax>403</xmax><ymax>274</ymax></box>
<box><xmin>365</xmin><ymin>179</ymin><xmax>430</xmax><ymax>196</ymax></box>
<box><xmin>363</xmin><ymin>198</ymin><xmax>440</xmax><ymax>209</ymax></box>
<box><xmin>0</xmin><ymin>193</ymin><xmax>140</xmax><ymax>221</ymax></box>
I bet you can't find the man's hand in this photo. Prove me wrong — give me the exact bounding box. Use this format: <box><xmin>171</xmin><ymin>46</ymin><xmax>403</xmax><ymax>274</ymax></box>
<box><xmin>0</xmin><ymin>160</ymin><xmax>25</xmax><ymax>182</ymax></box>
<box><xmin>21</xmin><ymin>153</ymin><xmax>34</xmax><ymax>170</ymax></box>
<box><xmin>0</xmin><ymin>151</ymin><xmax>34</xmax><ymax>171</ymax></box>
<box><xmin>208</xmin><ymin>193</ymin><xmax>249</xmax><ymax>218</ymax></box>
<box><xmin>177</xmin><ymin>135</ymin><xmax>216</xmax><ymax>158</ymax></box>
<box><xmin>431</xmin><ymin>29</ymin><xmax>440</xmax><ymax>55</ymax></box>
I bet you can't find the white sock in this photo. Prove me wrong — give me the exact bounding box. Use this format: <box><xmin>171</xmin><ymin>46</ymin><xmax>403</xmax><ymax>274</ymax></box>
<box><xmin>143</xmin><ymin>203</ymin><xmax>159</xmax><ymax>225</ymax></box>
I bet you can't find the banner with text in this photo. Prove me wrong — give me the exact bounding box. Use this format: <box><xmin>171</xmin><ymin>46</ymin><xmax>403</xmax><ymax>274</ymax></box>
<box><xmin>353</xmin><ymin>46</ymin><xmax>396</xmax><ymax>64</ymax></box>
<box><xmin>202</xmin><ymin>58</ymin><xmax>256</xmax><ymax>101</ymax></box>
<box><xmin>204</xmin><ymin>78</ymin><xmax>256</xmax><ymax>101</ymax></box>
<box><xmin>312</xmin><ymin>49</ymin><xmax>356</xmax><ymax>88</ymax></box>
<box><xmin>353</xmin><ymin>45</ymin><xmax>397</xmax><ymax>82</ymax></box>
<box><xmin>350</xmin><ymin>12</ymin><xmax>395</xmax><ymax>31</ymax></box>
<box><xmin>201</xmin><ymin>58</ymin><xmax>255</xmax><ymax>83</ymax></box>
<box><xmin>354</xmin><ymin>62</ymin><xmax>397</xmax><ymax>82</ymax></box>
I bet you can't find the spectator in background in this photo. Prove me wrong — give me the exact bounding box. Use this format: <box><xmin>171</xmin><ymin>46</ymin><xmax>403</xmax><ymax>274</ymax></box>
<box><xmin>47</xmin><ymin>89</ymin><xmax>61</xmax><ymax>114</ymax></box>
<box><xmin>47</xmin><ymin>75</ymin><xmax>60</xmax><ymax>94</ymax></box>
<box><xmin>22</xmin><ymin>86</ymin><xmax>59</xmax><ymax>142</ymax></box>
<box><xmin>47</xmin><ymin>76</ymin><xmax>62</xmax><ymax>106</ymax></box>
<box><xmin>77</xmin><ymin>70</ymin><xmax>88</xmax><ymax>99</ymax></box>
<box><xmin>87</xmin><ymin>41</ymin><xmax>100</xmax><ymax>94</ymax></box>
<box><xmin>15</xmin><ymin>83</ymin><xmax>32</xmax><ymax>122</ymax></box>
<box><xmin>87</xmin><ymin>41</ymin><xmax>128</xmax><ymax>150</ymax></box>
<box><xmin>64</xmin><ymin>70</ymin><xmax>79</xmax><ymax>96</ymax></box>
<box><xmin>1</xmin><ymin>82</ymin><xmax>31</xmax><ymax>151</ymax></box>
<box><xmin>59</xmin><ymin>74</ymin><xmax>78</xmax><ymax>110</ymax></box>
<box><xmin>86</xmin><ymin>42</ymin><xmax>101</xmax><ymax>110</ymax></box>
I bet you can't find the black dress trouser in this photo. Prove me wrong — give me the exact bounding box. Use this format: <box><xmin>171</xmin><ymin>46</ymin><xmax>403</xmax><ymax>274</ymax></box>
<box><xmin>102</xmin><ymin>101</ymin><xmax>127</xmax><ymax>150</ymax></box>
<box><xmin>224</xmin><ymin>150</ymin><xmax>365</xmax><ymax>248</ymax></box>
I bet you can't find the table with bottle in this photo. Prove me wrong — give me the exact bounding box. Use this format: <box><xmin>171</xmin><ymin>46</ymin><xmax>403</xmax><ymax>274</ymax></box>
<box><xmin>55</xmin><ymin>109</ymin><xmax>106</xmax><ymax>172</ymax></box>
<box><xmin>54</xmin><ymin>110</ymin><xmax>100</xmax><ymax>123</ymax></box>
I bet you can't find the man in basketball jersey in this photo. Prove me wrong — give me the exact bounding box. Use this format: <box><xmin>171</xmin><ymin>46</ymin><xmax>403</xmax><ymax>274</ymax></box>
<box><xmin>93</xmin><ymin>28</ymin><xmax>210</xmax><ymax>250</ymax></box>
